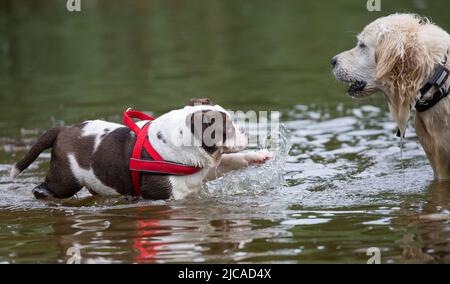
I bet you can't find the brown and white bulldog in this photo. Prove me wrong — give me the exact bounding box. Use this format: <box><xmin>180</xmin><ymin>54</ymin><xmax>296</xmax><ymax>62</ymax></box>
<box><xmin>10</xmin><ymin>99</ymin><xmax>271</xmax><ymax>200</ymax></box>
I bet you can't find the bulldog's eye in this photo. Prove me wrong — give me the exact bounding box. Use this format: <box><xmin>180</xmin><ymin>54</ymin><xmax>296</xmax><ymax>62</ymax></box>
<box><xmin>358</xmin><ymin>42</ymin><xmax>366</xmax><ymax>49</ymax></box>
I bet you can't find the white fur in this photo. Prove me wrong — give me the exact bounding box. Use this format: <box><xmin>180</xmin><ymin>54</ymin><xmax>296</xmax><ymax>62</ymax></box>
<box><xmin>205</xmin><ymin>150</ymin><xmax>273</xmax><ymax>181</ymax></box>
<box><xmin>169</xmin><ymin>170</ymin><xmax>209</xmax><ymax>200</ymax></box>
<box><xmin>10</xmin><ymin>166</ymin><xmax>20</xmax><ymax>179</ymax></box>
<box><xmin>81</xmin><ymin>120</ymin><xmax>122</xmax><ymax>151</ymax></box>
<box><xmin>67</xmin><ymin>154</ymin><xmax>119</xmax><ymax>196</ymax></box>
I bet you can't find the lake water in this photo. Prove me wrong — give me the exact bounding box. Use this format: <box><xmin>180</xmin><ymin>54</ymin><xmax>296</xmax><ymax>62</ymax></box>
<box><xmin>0</xmin><ymin>0</ymin><xmax>449</xmax><ymax>263</ymax></box>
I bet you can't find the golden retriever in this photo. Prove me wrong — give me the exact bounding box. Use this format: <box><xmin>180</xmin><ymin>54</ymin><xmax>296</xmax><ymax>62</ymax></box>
<box><xmin>332</xmin><ymin>13</ymin><xmax>450</xmax><ymax>180</ymax></box>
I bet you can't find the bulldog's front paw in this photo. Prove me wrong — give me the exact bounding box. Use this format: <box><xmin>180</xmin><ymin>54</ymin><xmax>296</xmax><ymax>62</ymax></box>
<box><xmin>244</xmin><ymin>150</ymin><xmax>273</xmax><ymax>165</ymax></box>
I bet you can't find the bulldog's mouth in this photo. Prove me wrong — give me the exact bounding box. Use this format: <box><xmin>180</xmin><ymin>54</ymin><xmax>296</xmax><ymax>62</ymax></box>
<box><xmin>347</xmin><ymin>80</ymin><xmax>367</xmax><ymax>96</ymax></box>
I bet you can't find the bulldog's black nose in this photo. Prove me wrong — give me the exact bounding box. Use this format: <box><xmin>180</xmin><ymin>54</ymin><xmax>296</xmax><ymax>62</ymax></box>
<box><xmin>330</xmin><ymin>56</ymin><xmax>338</xmax><ymax>68</ymax></box>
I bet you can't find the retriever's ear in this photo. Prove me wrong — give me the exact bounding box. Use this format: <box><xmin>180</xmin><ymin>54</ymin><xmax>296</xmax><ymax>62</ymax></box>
<box><xmin>375</xmin><ymin>27</ymin><xmax>428</xmax><ymax>137</ymax></box>
<box><xmin>375</xmin><ymin>29</ymin><xmax>405</xmax><ymax>80</ymax></box>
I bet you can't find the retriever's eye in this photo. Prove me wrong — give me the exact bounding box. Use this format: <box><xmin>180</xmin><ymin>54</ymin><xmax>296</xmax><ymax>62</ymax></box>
<box><xmin>358</xmin><ymin>42</ymin><xmax>366</xmax><ymax>49</ymax></box>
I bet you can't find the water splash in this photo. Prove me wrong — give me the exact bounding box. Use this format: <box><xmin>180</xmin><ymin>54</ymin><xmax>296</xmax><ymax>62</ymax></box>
<box><xmin>207</xmin><ymin>124</ymin><xmax>290</xmax><ymax>197</ymax></box>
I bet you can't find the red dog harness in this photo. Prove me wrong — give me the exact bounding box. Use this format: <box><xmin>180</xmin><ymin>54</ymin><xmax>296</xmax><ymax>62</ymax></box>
<box><xmin>123</xmin><ymin>109</ymin><xmax>202</xmax><ymax>196</ymax></box>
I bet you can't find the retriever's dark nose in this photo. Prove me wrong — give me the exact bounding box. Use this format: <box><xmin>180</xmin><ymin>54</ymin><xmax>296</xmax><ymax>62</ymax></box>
<box><xmin>330</xmin><ymin>56</ymin><xmax>338</xmax><ymax>68</ymax></box>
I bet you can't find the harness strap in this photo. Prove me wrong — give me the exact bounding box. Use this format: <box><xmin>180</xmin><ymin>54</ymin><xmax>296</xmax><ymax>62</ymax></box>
<box><xmin>131</xmin><ymin>123</ymin><xmax>151</xmax><ymax>195</ymax></box>
<box><xmin>123</xmin><ymin>109</ymin><xmax>155</xmax><ymax>134</ymax></box>
<box><xmin>129</xmin><ymin>159</ymin><xmax>202</xmax><ymax>175</ymax></box>
<box><xmin>123</xmin><ymin>109</ymin><xmax>201</xmax><ymax>196</ymax></box>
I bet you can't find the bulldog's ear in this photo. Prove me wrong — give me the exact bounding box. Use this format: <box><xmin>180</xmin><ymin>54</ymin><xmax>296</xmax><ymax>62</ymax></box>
<box><xmin>187</xmin><ymin>110</ymin><xmax>233</xmax><ymax>154</ymax></box>
<box><xmin>188</xmin><ymin>98</ymin><xmax>213</xmax><ymax>106</ymax></box>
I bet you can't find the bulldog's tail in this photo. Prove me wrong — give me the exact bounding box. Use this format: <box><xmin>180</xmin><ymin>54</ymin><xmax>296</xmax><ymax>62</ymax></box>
<box><xmin>10</xmin><ymin>127</ymin><xmax>62</xmax><ymax>179</ymax></box>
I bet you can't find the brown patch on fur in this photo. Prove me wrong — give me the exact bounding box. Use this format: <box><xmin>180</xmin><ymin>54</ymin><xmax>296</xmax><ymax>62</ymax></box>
<box><xmin>89</xmin><ymin>127</ymin><xmax>134</xmax><ymax>195</ymax></box>
<box><xmin>140</xmin><ymin>175</ymin><xmax>172</xmax><ymax>200</ymax></box>
<box><xmin>189</xmin><ymin>110</ymin><xmax>234</xmax><ymax>154</ymax></box>
<box><xmin>188</xmin><ymin>98</ymin><xmax>212</xmax><ymax>106</ymax></box>
<box><xmin>91</xmin><ymin>127</ymin><xmax>173</xmax><ymax>199</ymax></box>
<box><xmin>17</xmin><ymin>124</ymin><xmax>92</xmax><ymax>198</ymax></box>
<box><xmin>15</xmin><ymin>127</ymin><xmax>62</xmax><ymax>172</ymax></box>
<box><xmin>42</xmin><ymin>123</ymin><xmax>93</xmax><ymax>198</ymax></box>
<box><xmin>58</xmin><ymin>124</ymin><xmax>96</xmax><ymax>169</ymax></box>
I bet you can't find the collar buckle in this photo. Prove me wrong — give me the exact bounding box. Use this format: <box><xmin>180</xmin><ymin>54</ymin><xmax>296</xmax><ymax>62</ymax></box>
<box><xmin>419</xmin><ymin>64</ymin><xmax>449</xmax><ymax>96</ymax></box>
<box><xmin>415</xmin><ymin>53</ymin><xmax>449</xmax><ymax>113</ymax></box>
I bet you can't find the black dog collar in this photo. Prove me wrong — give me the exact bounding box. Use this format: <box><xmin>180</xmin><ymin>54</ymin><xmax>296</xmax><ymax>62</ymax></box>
<box><xmin>396</xmin><ymin>53</ymin><xmax>449</xmax><ymax>137</ymax></box>
<box><xmin>415</xmin><ymin>54</ymin><xmax>449</xmax><ymax>113</ymax></box>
